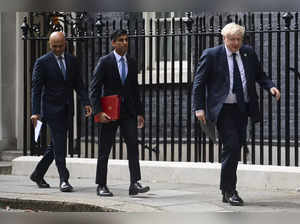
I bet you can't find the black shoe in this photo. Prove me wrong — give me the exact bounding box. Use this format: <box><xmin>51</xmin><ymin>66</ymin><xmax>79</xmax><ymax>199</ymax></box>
<box><xmin>30</xmin><ymin>173</ymin><xmax>50</xmax><ymax>188</ymax></box>
<box><xmin>97</xmin><ymin>185</ymin><xmax>113</xmax><ymax>197</ymax></box>
<box><xmin>129</xmin><ymin>182</ymin><xmax>150</xmax><ymax>196</ymax></box>
<box><xmin>223</xmin><ymin>191</ymin><xmax>244</xmax><ymax>206</ymax></box>
<box><xmin>59</xmin><ymin>181</ymin><xmax>73</xmax><ymax>192</ymax></box>
<box><xmin>232</xmin><ymin>190</ymin><xmax>244</xmax><ymax>204</ymax></box>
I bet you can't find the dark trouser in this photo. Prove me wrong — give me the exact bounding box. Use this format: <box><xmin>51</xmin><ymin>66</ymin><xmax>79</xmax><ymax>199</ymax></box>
<box><xmin>217</xmin><ymin>104</ymin><xmax>248</xmax><ymax>194</ymax></box>
<box><xmin>96</xmin><ymin>117</ymin><xmax>141</xmax><ymax>186</ymax></box>
<box><xmin>32</xmin><ymin>110</ymin><xmax>71</xmax><ymax>182</ymax></box>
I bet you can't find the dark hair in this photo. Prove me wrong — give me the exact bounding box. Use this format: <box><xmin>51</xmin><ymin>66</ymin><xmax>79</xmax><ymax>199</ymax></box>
<box><xmin>110</xmin><ymin>29</ymin><xmax>127</xmax><ymax>41</ymax></box>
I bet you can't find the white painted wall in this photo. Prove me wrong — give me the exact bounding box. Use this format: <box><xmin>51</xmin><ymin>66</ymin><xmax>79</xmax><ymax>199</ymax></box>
<box><xmin>0</xmin><ymin>12</ymin><xmax>17</xmax><ymax>151</ymax></box>
<box><xmin>15</xmin><ymin>12</ymin><xmax>28</xmax><ymax>151</ymax></box>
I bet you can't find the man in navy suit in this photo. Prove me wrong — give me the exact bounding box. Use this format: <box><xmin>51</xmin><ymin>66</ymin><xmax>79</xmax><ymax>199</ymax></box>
<box><xmin>192</xmin><ymin>23</ymin><xmax>280</xmax><ymax>206</ymax></box>
<box><xmin>89</xmin><ymin>29</ymin><xmax>150</xmax><ymax>197</ymax></box>
<box><xmin>30</xmin><ymin>32</ymin><xmax>92</xmax><ymax>192</ymax></box>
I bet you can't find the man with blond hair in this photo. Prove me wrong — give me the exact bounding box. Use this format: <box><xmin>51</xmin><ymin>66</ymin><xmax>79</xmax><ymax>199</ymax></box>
<box><xmin>30</xmin><ymin>31</ymin><xmax>92</xmax><ymax>192</ymax></box>
<box><xmin>192</xmin><ymin>23</ymin><xmax>280</xmax><ymax>206</ymax></box>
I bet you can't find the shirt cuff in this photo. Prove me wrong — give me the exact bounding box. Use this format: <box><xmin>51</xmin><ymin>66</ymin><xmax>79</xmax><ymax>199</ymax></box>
<box><xmin>195</xmin><ymin>109</ymin><xmax>204</xmax><ymax>114</ymax></box>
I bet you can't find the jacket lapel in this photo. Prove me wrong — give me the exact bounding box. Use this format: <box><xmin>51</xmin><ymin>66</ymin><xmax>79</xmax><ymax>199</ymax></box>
<box><xmin>239</xmin><ymin>47</ymin><xmax>251</xmax><ymax>97</ymax></box>
<box><xmin>221</xmin><ymin>45</ymin><xmax>230</xmax><ymax>84</ymax></box>
<box><xmin>239</xmin><ymin>47</ymin><xmax>249</xmax><ymax>81</ymax></box>
<box><xmin>64</xmin><ymin>53</ymin><xmax>70</xmax><ymax>81</ymax></box>
<box><xmin>239</xmin><ymin>47</ymin><xmax>251</xmax><ymax>96</ymax></box>
<box><xmin>126</xmin><ymin>57</ymin><xmax>132</xmax><ymax>84</ymax></box>
<box><xmin>109</xmin><ymin>52</ymin><xmax>122</xmax><ymax>84</ymax></box>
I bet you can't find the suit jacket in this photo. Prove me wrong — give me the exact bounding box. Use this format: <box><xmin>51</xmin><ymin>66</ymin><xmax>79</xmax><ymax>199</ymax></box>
<box><xmin>32</xmin><ymin>52</ymin><xmax>90</xmax><ymax>121</ymax></box>
<box><xmin>89</xmin><ymin>52</ymin><xmax>144</xmax><ymax>119</ymax></box>
<box><xmin>192</xmin><ymin>44</ymin><xmax>275</xmax><ymax>123</ymax></box>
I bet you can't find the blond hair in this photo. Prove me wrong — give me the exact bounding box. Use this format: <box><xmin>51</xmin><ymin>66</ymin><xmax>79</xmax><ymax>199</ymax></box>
<box><xmin>221</xmin><ymin>22</ymin><xmax>245</xmax><ymax>37</ymax></box>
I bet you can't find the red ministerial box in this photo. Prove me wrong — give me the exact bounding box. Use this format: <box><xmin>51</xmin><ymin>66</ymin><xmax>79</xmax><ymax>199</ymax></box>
<box><xmin>94</xmin><ymin>95</ymin><xmax>121</xmax><ymax>123</ymax></box>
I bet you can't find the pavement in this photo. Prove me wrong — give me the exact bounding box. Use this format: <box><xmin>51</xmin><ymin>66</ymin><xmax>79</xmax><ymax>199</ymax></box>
<box><xmin>0</xmin><ymin>175</ymin><xmax>300</xmax><ymax>212</ymax></box>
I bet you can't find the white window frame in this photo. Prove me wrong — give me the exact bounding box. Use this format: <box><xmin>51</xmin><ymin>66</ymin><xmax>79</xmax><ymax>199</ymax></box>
<box><xmin>141</xmin><ymin>12</ymin><xmax>189</xmax><ymax>84</ymax></box>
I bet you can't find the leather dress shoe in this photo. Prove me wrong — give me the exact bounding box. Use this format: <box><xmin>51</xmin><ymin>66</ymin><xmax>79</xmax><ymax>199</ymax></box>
<box><xmin>59</xmin><ymin>181</ymin><xmax>73</xmax><ymax>192</ymax></box>
<box><xmin>223</xmin><ymin>191</ymin><xmax>244</xmax><ymax>206</ymax></box>
<box><xmin>97</xmin><ymin>185</ymin><xmax>113</xmax><ymax>197</ymax></box>
<box><xmin>129</xmin><ymin>182</ymin><xmax>150</xmax><ymax>195</ymax></box>
<box><xmin>30</xmin><ymin>173</ymin><xmax>50</xmax><ymax>188</ymax></box>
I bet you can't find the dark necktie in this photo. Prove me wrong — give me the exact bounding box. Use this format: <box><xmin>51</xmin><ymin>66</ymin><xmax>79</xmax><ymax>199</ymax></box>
<box><xmin>232</xmin><ymin>53</ymin><xmax>246</xmax><ymax>113</ymax></box>
<box><xmin>120</xmin><ymin>57</ymin><xmax>126</xmax><ymax>84</ymax></box>
<box><xmin>58</xmin><ymin>56</ymin><xmax>66</xmax><ymax>80</ymax></box>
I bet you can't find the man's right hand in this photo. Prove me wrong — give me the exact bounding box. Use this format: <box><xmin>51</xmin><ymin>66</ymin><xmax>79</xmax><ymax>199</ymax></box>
<box><xmin>195</xmin><ymin>110</ymin><xmax>206</xmax><ymax>124</ymax></box>
<box><xmin>31</xmin><ymin>114</ymin><xmax>40</xmax><ymax>128</ymax></box>
<box><xmin>97</xmin><ymin>112</ymin><xmax>112</xmax><ymax>123</ymax></box>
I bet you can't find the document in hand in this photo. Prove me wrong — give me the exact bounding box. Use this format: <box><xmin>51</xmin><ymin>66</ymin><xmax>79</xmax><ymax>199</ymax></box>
<box><xmin>34</xmin><ymin>120</ymin><xmax>43</xmax><ymax>143</ymax></box>
<box><xmin>94</xmin><ymin>95</ymin><xmax>121</xmax><ymax>123</ymax></box>
<box><xmin>199</xmin><ymin>119</ymin><xmax>217</xmax><ymax>143</ymax></box>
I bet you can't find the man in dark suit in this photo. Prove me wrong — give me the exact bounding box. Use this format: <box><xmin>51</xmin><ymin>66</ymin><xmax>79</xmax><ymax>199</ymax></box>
<box><xmin>89</xmin><ymin>29</ymin><xmax>150</xmax><ymax>197</ymax></box>
<box><xmin>192</xmin><ymin>23</ymin><xmax>280</xmax><ymax>206</ymax></box>
<box><xmin>30</xmin><ymin>31</ymin><xmax>92</xmax><ymax>192</ymax></box>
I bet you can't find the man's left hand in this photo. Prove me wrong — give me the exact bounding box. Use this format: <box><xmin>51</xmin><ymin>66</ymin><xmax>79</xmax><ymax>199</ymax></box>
<box><xmin>137</xmin><ymin>115</ymin><xmax>144</xmax><ymax>129</ymax></box>
<box><xmin>270</xmin><ymin>87</ymin><xmax>280</xmax><ymax>101</ymax></box>
<box><xmin>84</xmin><ymin>105</ymin><xmax>93</xmax><ymax>117</ymax></box>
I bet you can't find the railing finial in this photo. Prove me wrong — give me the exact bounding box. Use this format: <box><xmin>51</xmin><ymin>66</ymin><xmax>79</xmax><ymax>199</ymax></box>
<box><xmin>20</xmin><ymin>16</ymin><xmax>29</xmax><ymax>39</ymax></box>
<box><xmin>185</xmin><ymin>12</ymin><xmax>194</xmax><ymax>33</ymax></box>
<box><xmin>283</xmin><ymin>12</ymin><xmax>293</xmax><ymax>30</ymax></box>
<box><xmin>95</xmin><ymin>14</ymin><xmax>104</xmax><ymax>36</ymax></box>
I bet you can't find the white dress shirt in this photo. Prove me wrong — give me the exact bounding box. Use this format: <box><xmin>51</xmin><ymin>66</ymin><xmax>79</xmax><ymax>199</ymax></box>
<box><xmin>224</xmin><ymin>45</ymin><xmax>248</xmax><ymax>103</ymax></box>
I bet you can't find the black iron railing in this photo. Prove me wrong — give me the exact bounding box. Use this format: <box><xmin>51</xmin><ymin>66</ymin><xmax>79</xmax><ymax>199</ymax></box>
<box><xmin>21</xmin><ymin>11</ymin><xmax>300</xmax><ymax>166</ymax></box>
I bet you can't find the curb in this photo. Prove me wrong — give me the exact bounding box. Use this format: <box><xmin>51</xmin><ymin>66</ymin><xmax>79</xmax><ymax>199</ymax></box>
<box><xmin>12</xmin><ymin>157</ymin><xmax>300</xmax><ymax>191</ymax></box>
<box><xmin>0</xmin><ymin>197</ymin><xmax>119</xmax><ymax>212</ymax></box>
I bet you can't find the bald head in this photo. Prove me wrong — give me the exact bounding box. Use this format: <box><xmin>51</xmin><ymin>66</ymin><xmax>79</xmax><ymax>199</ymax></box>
<box><xmin>49</xmin><ymin>32</ymin><xmax>66</xmax><ymax>56</ymax></box>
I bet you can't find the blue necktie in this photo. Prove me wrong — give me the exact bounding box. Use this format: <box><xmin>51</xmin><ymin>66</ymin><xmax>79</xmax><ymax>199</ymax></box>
<box><xmin>232</xmin><ymin>53</ymin><xmax>246</xmax><ymax>113</ymax></box>
<box><xmin>120</xmin><ymin>57</ymin><xmax>126</xmax><ymax>84</ymax></box>
<box><xmin>58</xmin><ymin>56</ymin><xmax>66</xmax><ymax>80</ymax></box>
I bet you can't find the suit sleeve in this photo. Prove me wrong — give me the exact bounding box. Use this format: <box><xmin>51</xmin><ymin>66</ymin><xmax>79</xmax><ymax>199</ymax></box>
<box><xmin>31</xmin><ymin>59</ymin><xmax>45</xmax><ymax>115</ymax></box>
<box><xmin>132</xmin><ymin>61</ymin><xmax>144</xmax><ymax>116</ymax></box>
<box><xmin>252</xmin><ymin>50</ymin><xmax>275</xmax><ymax>90</ymax></box>
<box><xmin>73</xmin><ymin>57</ymin><xmax>90</xmax><ymax>106</ymax></box>
<box><xmin>89</xmin><ymin>57</ymin><xmax>105</xmax><ymax>115</ymax></box>
<box><xmin>192</xmin><ymin>49</ymin><xmax>211</xmax><ymax>112</ymax></box>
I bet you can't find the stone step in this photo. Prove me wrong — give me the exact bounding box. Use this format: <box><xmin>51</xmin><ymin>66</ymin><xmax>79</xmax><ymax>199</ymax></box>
<box><xmin>0</xmin><ymin>161</ymin><xmax>12</xmax><ymax>175</ymax></box>
<box><xmin>0</xmin><ymin>150</ymin><xmax>23</xmax><ymax>162</ymax></box>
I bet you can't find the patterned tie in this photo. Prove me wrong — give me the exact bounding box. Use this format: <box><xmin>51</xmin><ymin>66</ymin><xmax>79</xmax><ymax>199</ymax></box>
<box><xmin>232</xmin><ymin>53</ymin><xmax>246</xmax><ymax>113</ymax></box>
<box><xmin>58</xmin><ymin>56</ymin><xmax>66</xmax><ymax>80</ymax></box>
<box><xmin>120</xmin><ymin>56</ymin><xmax>126</xmax><ymax>84</ymax></box>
